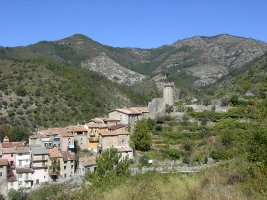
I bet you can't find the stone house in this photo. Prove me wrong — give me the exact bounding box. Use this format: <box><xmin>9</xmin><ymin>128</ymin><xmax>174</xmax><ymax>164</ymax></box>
<box><xmin>108</xmin><ymin>108</ymin><xmax>142</xmax><ymax>128</ymax></box>
<box><xmin>48</xmin><ymin>148</ymin><xmax>64</xmax><ymax>182</ymax></box>
<box><xmin>30</xmin><ymin>145</ymin><xmax>49</xmax><ymax>187</ymax></box>
<box><xmin>99</xmin><ymin>124</ymin><xmax>133</xmax><ymax>160</ymax></box>
<box><xmin>61</xmin><ymin>151</ymin><xmax>75</xmax><ymax>179</ymax></box>
<box><xmin>85</xmin><ymin>122</ymin><xmax>108</xmax><ymax>152</ymax></box>
<box><xmin>66</xmin><ymin>125</ymin><xmax>88</xmax><ymax>150</ymax></box>
<box><xmin>77</xmin><ymin>156</ymin><xmax>96</xmax><ymax>176</ymax></box>
<box><xmin>16</xmin><ymin>167</ymin><xmax>33</xmax><ymax>190</ymax></box>
<box><xmin>29</xmin><ymin>128</ymin><xmax>75</xmax><ymax>152</ymax></box>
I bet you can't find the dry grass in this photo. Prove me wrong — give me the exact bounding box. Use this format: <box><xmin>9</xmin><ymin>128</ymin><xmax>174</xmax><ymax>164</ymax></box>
<box><xmin>64</xmin><ymin>164</ymin><xmax>267</xmax><ymax>200</ymax></box>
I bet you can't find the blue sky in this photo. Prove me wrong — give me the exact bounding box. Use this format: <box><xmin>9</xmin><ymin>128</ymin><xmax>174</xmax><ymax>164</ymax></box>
<box><xmin>1</xmin><ymin>0</ymin><xmax>267</xmax><ymax>48</ymax></box>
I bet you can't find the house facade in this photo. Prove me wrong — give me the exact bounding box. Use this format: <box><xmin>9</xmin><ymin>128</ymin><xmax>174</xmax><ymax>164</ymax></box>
<box><xmin>67</xmin><ymin>125</ymin><xmax>88</xmax><ymax>150</ymax></box>
<box><xmin>99</xmin><ymin>124</ymin><xmax>133</xmax><ymax>160</ymax></box>
<box><xmin>29</xmin><ymin>128</ymin><xmax>75</xmax><ymax>152</ymax></box>
<box><xmin>108</xmin><ymin>107</ymin><xmax>146</xmax><ymax>130</ymax></box>
<box><xmin>85</xmin><ymin>122</ymin><xmax>108</xmax><ymax>152</ymax></box>
<box><xmin>48</xmin><ymin>148</ymin><xmax>64</xmax><ymax>182</ymax></box>
<box><xmin>30</xmin><ymin>145</ymin><xmax>49</xmax><ymax>186</ymax></box>
<box><xmin>77</xmin><ymin>156</ymin><xmax>96</xmax><ymax>176</ymax></box>
<box><xmin>61</xmin><ymin>151</ymin><xmax>75</xmax><ymax>179</ymax></box>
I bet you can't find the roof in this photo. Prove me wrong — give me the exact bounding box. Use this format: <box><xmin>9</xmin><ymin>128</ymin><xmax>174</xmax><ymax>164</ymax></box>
<box><xmin>90</xmin><ymin>118</ymin><xmax>105</xmax><ymax>123</ymax></box>
<box><xmin>0</xmin><ymin>159</ymin><xmax>8</xmax><ymax>166</ymax></box>
<box><xmin>108</xmin><ymin>124</ymin><xmax>126</xmax><ymax>131</ymax></box>
<box><xmin>49</xmin><ymin>148</ymin><xmax>63</xmax><ymax>158</ymax></box>
<box><xmin>100</xmin><ymin>131</ymin><xmax>119</xmax><ymax>137</ymax></box>
<box><xmin>100</xmin><ymin>129</ymin><xmax>129</xmax><ymax>137</ymax></box>
<box><xmin>38</xmin><ymin>127</ymin><xmax>73</xmax><ymax>137</ymax></box>
<box><xmin>0</xmin><ymin>147</ymin><xmax>16</xmax><ymax>154</ymax></box>
<box><xmin>102</xmin><ymin>117</ymin><xmax>120</xmax><ymax>122</ymax></box>
<box><xmin>7</xmin><ymin>175</ymin><xmax>17</xmax><ymax>182</ymax></box>
<box><xmin>0</xmin><ymin>142</ymin><xmax>28</xmax><ymax>154</ymax></box>
<box><xmin>72</xmin><ymin>126</ymin><xmax>87</xmax><ymax>132</ymax></box>
<box><xmin>87</xmin><ymin>122</ymin><xmax>108</xmax><ymax>129</ymax></box>
<box><xmin>16</xmin><ymin>146</ymin><xmax>30</xmax><ymax>154</ymax></box>
<box><xmin>30</xmin><ymin>145</ymin><xmax>49</xmax><ymax>155</ymax></box>
<box><xmin>16</xmin><ymin>167</ymin><xmax>33</xmax><ymax>174</ymax></box>
<box><xmin>62</xmin><ymin>151</ymin><xmax>74</xmax><ymax>161</ymax></box>
<box><xmin>131</xmin><ymin>107</ymin><xmax>149</xmax><ymax>113</ymax></box>
<box><xmin>110</xmin><ymin>108</ymin><xmax>142</xmax><ymax>115</ymax></box>
<box><xmin>79</xmin><ymin>156</ymin><xmax>96</xmax><ymax>167</ymax></box>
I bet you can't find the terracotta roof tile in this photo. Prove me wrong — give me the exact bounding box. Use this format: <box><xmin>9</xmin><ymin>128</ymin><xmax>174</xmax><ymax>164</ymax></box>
<box><xmin>62</xmin><ymin>151</ymin><xmax>74</xmax><ymax>161</ymax></box>
<box><xmin>79</xmin><ymin>156</ymin><xmax>96</xmax><ymax>167</ymax></box>
<box><xmin>100</xmin><ymin>131</ymin><xmax>118</xmax><ymax>136</ymax></box>
<box><xmin>131</xmin><ymin>107</ymin><xmax>149</xmax><ymax>113</ymax></box>
<box><xmin>111</xmin><ymin>108</ymin><xmax>142</xmax><ymax>115</ymax></box>
<box><xmin>16</xmin><ymin>146</ymin><xmax>30</xmax><ymax>154</ymax></box>
<box><xmin>87</xmin><ymin>122</ymin><xmax>108</xmax><ymax>129</ymax></box>
<box><xmin>1</xmin><ymin>143</ymin><xmax>14</xmax><ymax>148</ymax></box>
<box><xmin>108</xmin><ymin>124</ymin><xmax>126</xmax><ymax>131</ymax></box>
<box><xmin>72</xmin><ymin>126</ymin><xmax>87</xmax><ymax>132</ymax></box>
<box><xmin>49</xmin><ymin>148</ymin><xmax>63</xmax><ymax>158</ymax></box>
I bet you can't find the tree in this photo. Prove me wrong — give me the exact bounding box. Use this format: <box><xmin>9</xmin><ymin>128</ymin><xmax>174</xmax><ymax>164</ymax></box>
<box><xmin>246</xmin><ymin>128</ymin><xmax>267</xmax><ymax>168</ymax></box>
<box><xmin>131</xmin><ymin>119</ymin><xmax>151</xmax><ymax>151</ymax></box>
<box><xmin>84</xmin><ymin>148</ymin><xmax>131</xmax><ymax>188</ymax></box>
<box><xmin>165</xmin><ymin>105</ymin><xmax>174</xmax><ymax>114</ymax></box>
<box><xmin>49</xmin><ymin>158</ymin><xmax>60</xmax><ymax>174</ymax></box>
<box><xmin>8</xmin><ymin>189</ymin><xmax>27</xmax><ymax>200</ymax></box>
<box><xmin>230</xmin><ymin>95</ymin><xmax>239</xmax><ymax>106</ymax></box>
<box><xmin>147</xmin><ymin>118</ymin><xmax>156</xmax><ymax>130</ymax></box>
<box><xmin>14</xmin><ymin>85</ymin><xmax>27</xmax><ymax>96</ymax></box>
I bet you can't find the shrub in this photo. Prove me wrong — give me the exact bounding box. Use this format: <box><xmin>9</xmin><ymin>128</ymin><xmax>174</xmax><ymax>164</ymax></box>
<box><xmin>15</xmin><ymin>85</ymin><xmax>27</xmax><ymax>96</ymax></box>
<box><xmin>131</xmin><ymin>119</ymin><xmax>151</xmax><ymax>151</ymax></box>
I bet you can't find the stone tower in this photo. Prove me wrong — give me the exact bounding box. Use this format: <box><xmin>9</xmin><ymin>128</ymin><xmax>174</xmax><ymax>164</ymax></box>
<box><xmin>163</xmin><ymin>82</ymin><xmax>175</xmax><ymax>106</ymax></box>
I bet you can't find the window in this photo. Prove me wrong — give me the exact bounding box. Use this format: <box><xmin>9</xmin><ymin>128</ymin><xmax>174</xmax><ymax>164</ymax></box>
<box><xmin>64</xmin><ymin>174</ymin><xmax>66</xmax><ymax>178</ymax></box>
<box><xmin>18</xmin><ymin>174</ymin><xmax>22</xmax><ymax>178</ymax></box>
<box><xmin>71</xmin><ymin>165</ymin><xmax>74</xmax><ymax>169</ymax></box>
<box><xmin>10</xmin><ymin>161</ymin><xmax>14</xmax><ymax>166</ymax></box>
<box><xmin>36</xmin><ymin>179</ymin><xmax>39</xmax><ymax>184</ymax></box>
<box><xmin>11</xmin><ymin>154</ymin><xmax>13</xmax><ymax>157</ymax></box>
<box><xmin>0</xmin><ymin>172</ymin><xmax>2</xmax><ymax>176</ymax></box>
<box><xmin>19</xmin><ymin>160</ymin><xmax>22</xmax><ymax>166</ymax></box>
<box><xmin>64</xmin><ymin>166</ymin><xmax>66</xmax><ymax>170</ymax></box>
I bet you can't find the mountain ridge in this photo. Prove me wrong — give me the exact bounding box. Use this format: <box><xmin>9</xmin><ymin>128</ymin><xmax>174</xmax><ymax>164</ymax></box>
<box><xmin>1</xmin><ymin>33</ymin><xmax>266</xmax><ymax>88</ymax></box>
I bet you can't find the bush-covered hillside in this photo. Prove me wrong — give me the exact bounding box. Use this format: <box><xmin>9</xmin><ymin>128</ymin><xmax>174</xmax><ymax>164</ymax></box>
<box><xmin>0</xmin><ymin>58</ymin><xmax>159</xmax><ymax>131</ymax></box>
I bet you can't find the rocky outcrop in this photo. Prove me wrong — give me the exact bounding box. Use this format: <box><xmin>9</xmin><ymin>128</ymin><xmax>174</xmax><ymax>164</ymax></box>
<box><xmin>187</xmin><ymin>64</ymin><xmax>228</xmax><ymax>86</ymax></box>
<box><xmin>81</xmin><ymin>53</ymin><xmax>146</xmax><ymax>85</ymax></box>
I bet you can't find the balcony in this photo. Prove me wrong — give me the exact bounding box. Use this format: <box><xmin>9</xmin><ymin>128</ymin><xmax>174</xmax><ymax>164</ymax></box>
<box><xmin>32</xmin><ymin>156</ymin><xmax>48</xmax><ymax>162</ymax></box>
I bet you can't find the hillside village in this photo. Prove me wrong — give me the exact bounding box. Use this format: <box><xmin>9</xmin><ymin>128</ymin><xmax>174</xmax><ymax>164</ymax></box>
<box><xmin>0</xmin><ymin>106</ymin><xmax>150</xmax><ymax>194</ymax></box>
<box><xmin>0</xmin><ymin>82</ymin><xmax>180</xmax><ymax>196</ymax></box>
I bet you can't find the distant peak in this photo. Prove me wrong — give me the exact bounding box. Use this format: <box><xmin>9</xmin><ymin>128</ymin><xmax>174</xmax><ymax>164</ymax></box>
<box><xmin>69</xmin><ymin>34</ymin><xmax>90</xmax><ymax>40</ymax></box>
